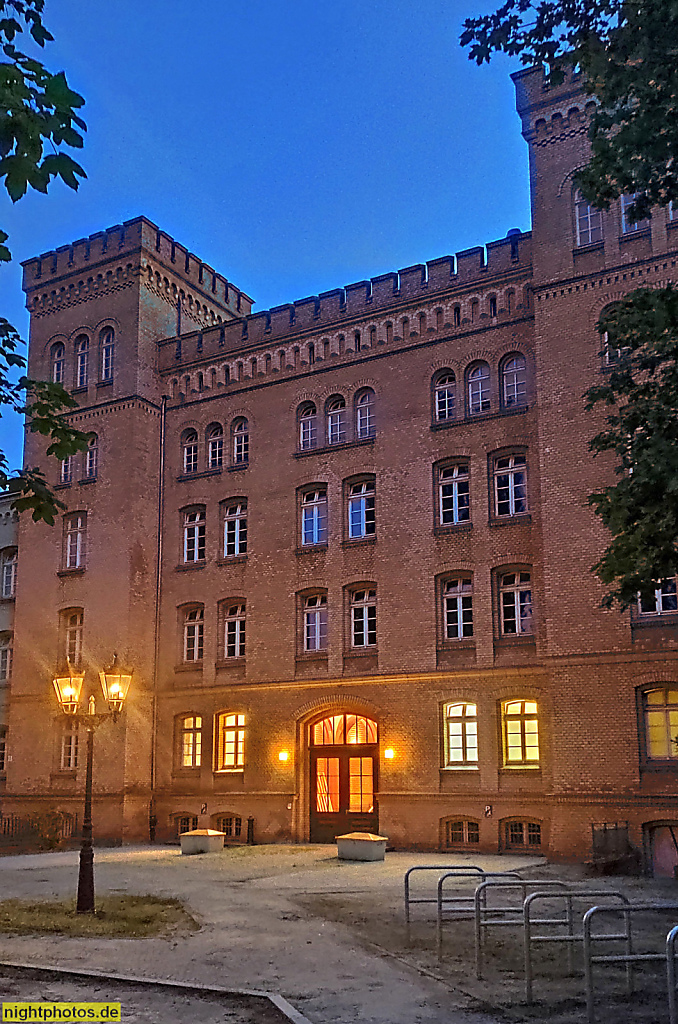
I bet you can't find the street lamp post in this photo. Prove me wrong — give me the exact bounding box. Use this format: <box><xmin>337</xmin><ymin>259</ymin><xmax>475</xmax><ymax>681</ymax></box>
<box><xmin>53</xmin><ymin>655</ymin><xmax>132</xmax><ymax>914</ymax></box>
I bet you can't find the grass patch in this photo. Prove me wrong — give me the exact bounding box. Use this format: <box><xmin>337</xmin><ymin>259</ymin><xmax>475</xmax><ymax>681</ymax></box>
<box><xmin>0</xmin><ymin>895</ymin><xmax>199</xmax><ymax>938</ymax></box>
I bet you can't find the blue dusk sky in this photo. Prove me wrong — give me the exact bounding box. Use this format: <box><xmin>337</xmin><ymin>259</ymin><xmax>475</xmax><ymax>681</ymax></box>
<box><xmin>0</xmin><ymin>0</ymin><xmax>530</xmax><ymax>471</ymax></box>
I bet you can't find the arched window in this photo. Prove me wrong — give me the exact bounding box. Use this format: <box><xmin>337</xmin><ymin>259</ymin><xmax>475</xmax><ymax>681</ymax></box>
<box><xmin>489</xmin><ymin>295</ymin><xmax>497</xmax><ymax>318</ymax></box>
<box><xmin>1</xmin><ymin>549</ymin><xmax>17</xmax><ymax>598</ymax></box>
<box><xmin>223</xmin><ymin>500</ymin><xmax>247</xmax><ymax>557</ymax></box>
<box><xmin>62</xmin><ymin>608</ymin><xmax>84</xmax><ymax>667</ymax></box>
<box><xmin>445</xmin><ymin>820</ymin><xmax>480</xmax><ymax>846</ymax></box>
<box><xmin>179</xmin><ymin>715</ymin><xmax>202</xmax><ymax>767</ymax></box>
<box><xmin>182</xmin><ymin>429</ymin><xmax>198</xmax><ymax>474</ymax></box>
<box><xmin>207</xmin><ymin>424</ymin><xmax>223</xmax><ymax>469</ymax></box>
<box><xmin>215</xmin><ymin>713</ymin><xmax>245</xmax><ymax>770</ymax></box>
<box><xmin>60</xmin><ymin>719</ymin><xmax>79</xmax><ymax>770</ymax></box>
<box><xmin>494</xmin><ymin>454</ymin><xmax>528</xmax><ymax>517</ymax></box>
<box><xmin>621</xmin><ymin>193</ymin><xmax>650</xmax><ymax>234</ymax></box>
<box><xmin>304</xmin><ymin>594</ymin><xmax>328</xmax><ymax>652</ymax></box>
<box><xmin>434</xmin><ymin>371</ymin><xmax>456</xmax><ymax>421</ymax></box>
<box><xmin>499</xmin><ymin>572</ymin><xmax>533</xmax><ymax>634</ymax></box>
<box><xmin>326</xmin><ymin>396</ymin><xmax>346</xmax><ymax>445</ymax></box>
<box><xmin>223</xmin><ymin>603</ymin><xmax>246</xmax><ymax>659</ymax></box>
<box><xmin>444</xmin><ymin>702</ymin><xmax>478</xmax><ymax>766</ymax></box>
<box><xmin>232</xmin><ymin>418</ymin><xmax>249</xmax><ymax>464</ymax></box>
<box><xmin>501</xmin><ymin>354</ymin><xmax>527</xmax><ymax>408</ymax></box>
<box><xmin>502</xmin><ymin>700</ymin><xmax>539</xmax><ymax>766</ymax></box>
<box><xmin>308</xmin><ymin>343</ymin><xmax>315</xmax><ymax>365</ymax></box>
<box><xmin>51</xmin><ymin>343</ymin><xmax>65</xmax><ymax>384</ymax></box>
<box><xmin>467</xmin><ymin>362</ymin><xmax>490</xmax><ymax>414</ymax></box>
<box><xmin>86</xmin><ymin>435</ymin><xmax>98</xmax><ymax>479</ymax></box>
<box><xmin>183</xmin><ymin>507</ymin><xmax>206</xmax><ymax>563</ymax></box>
<box><xmin>0</xmin><ymin>636</ymin><xmax>10</xmax><ymax>682</ymax></box>
<box><xmin>183</xmin><ymin>606</ymin><xmax>204</xmax><ymax>662</ymax></box>
<box><xmin>351</xmin><ymin>588</ymin><xmax>377</xmax><ymax>647</ymax></box>
<box><xmin>63</xmin><ymin>513</ymin><xmax>86</xmax><ymax>570</ymax></box>
<box><xmin>453</xmin><ymin>306</ymin><xmax>461</xmax><ymax>328</ymax></box>
<box><xmin>419</xmin><ymin>312</ymin><xmax>427</xmax><ymax>335</ymax></box>
<box><xmin>642</xmin><ymin>687</ymin><xmax>678</xmax><ymax>760</ymax></box>
<box><xmin>75</xmin><ymin>335</ymin><xmax>89</xmax><ymax>389</ymax></box>
<box><xmin>575</xmin><ymin>190</ymin><xmax>603</xmax><ymax>246</ymax></box>
<box><xmin>100</xmin><ymin>327</ymin><xmax>114</xmax><ymax>382</ymax></box>
<box><xmin>298</xmin><ymin>403</ymin><xmax>318</xmax><ymax>451</ymax></box>
<box><xmin>301</xmin><ymin>488</ymin><xmax>328</xmax><ymax>546</ymax></box>
<box><xmin>436</xmin><ymin>309</ymin><xmax>444</xmax><ymax>331</ymax></box>
<box><xmin>355</xmin><ymin>389</ymin><xmax>375</xmax><ymax>439</ymax></box>
<box><xmin>312</xmin><ymin>714</ymin><xmax>378</xmax><ymax>745</ymax></box>
<box><xmin>443</xmin><ymin>579</ymin><xmax>473</xmax><ymax>640</ymax></box>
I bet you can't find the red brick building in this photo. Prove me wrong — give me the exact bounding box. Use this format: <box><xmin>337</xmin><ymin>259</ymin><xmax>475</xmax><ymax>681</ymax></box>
<box><xmin>3</xmin><ymin>67</ymin><xmax>678</xmax><ymax>873</ymax></box>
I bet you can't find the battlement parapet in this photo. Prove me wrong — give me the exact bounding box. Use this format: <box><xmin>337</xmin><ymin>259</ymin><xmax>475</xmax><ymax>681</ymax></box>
<box><xmin>157</xmin><ymin>231</ymin><xmax>533</xmax><ymax>378</ymax></box>
<box><xmin>512</xmin><ymin>65</ymin><xmax>594</xmax><ymax>141</ymax></box>
<box><xmin>21</xmin><ymin>215</ymin><xmax>253</xmax><ymax>318</ymax></box>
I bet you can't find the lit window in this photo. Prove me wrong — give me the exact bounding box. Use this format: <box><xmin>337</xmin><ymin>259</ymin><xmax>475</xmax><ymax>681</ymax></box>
<box><xmin>60</xmin><ymin>719</ymin><xmax>79</xmax><ymax>770</ymax></box>
<box><xmin>302</xmin><ymin>489</ymin><xmax>328</xmax><ymax>545</ymax></box>
<box><xmin>444</xmin><ymin>578</ymin><xmax>473</xmax><ymax>640</ymax></box>
<box><xmin>183</xmin><ymin>508</ymin><xmax>206</xmax><ymax>563</ymax></box>
<box><xmin>500</xmin><ymin>572</ymin><xmax>533</xmax><ymax>635</ymax></box>
<box><xmin>0</xmin><ymin>639</ymin><xmax>12</xmax><ymax>682</ymax></box>
<box><xmin>216</xmin><ymin>713</ymin><xmax>245</xmax><ymax>770</ymax></box>
<box><xmin>64</xmin><ymin>609</ymin><xmax>83</xmax><ymax>667</ymax></box>
<box><xmin>299</xmin><ymin>403</ymin><xmax>318</xmax><ymax>451</ymax></box>
<box><xmin>64</xmin><ymin>513</ymin><xmax>86</xmax><ymax>570</ymax></box>
<box><xmin>348</xmin><ymin>481</ymin><xmax>375</xmax><ymax>539</ymax></box>
<box><xmin>60</xmin><ymin>456</ymin><xmax>72</xmax><ymax>485</ymax></box>
<box><xmin>502</xmin><ymin>355</ymin><xmax>527</xmax><ymax>408</ymax></box>
<box><xmin>502</xmin><ymin>700</ymin><xmax>539</xmax><ymax>766</ymax></box>
<box><xmin>86</xmin><ymin>435</ymin><xmax>98</xmax><ymax>479</ymax></box>
<box><xmin>208</xmin><ymin>424</ymin><xmax>224</xmax><ymax>469</ymax></box>
<box><xmin>439</xmin><ymin>464</ymin><xmax>470</xmax><ymax>526</ymax></box>
<box><xmin>435</xmin><ymin>372</ymin><xmax>456</xmax><ymax>421</ymax></box>
<box><xmin>468</xmin><ymin>363</ymin><xmax>490</xmax><ymax>414</ymax></box>
<box><xmin>304</xmin><ymin>594</ymin><xmax>328</xmax><ymax>652</ymax></box>
<box><xmin>312</xmin><ymin>714</ymin><xmax>378</xmax><ymax>745</ymax></box>
<box><xmin>75</xmin><ymin>335</ymin><xmax>89</xmax><ymax>388</ymax></box>
<box><xmin>183</xmin><ymin>607</ymin><xmax>204</xmax><ymax>662</ymax></box>
<box><xmin>224</xmin><ymin>603</ymin><xmax>246</xmax><ymax>658</ymax></box>
<box><xmin>639</xmin><ymin>578</ymin><xmax>678</xmax><ymax>615</ymax></box>
<box><xmin>100</xmin><ymin>328</ymin><xmax>114</xmax><ymax>382</ymax></box>
<box><xmin>621</xmin><ymin>193</ymin><xmax>650</xmax><ymax>234</ymax></box>
<box><xmin>494</xmin><ymin>454</ymin><xmax>528</xmax><ymax>516</ymax></box>
<box><xmin>575</xmin><ymin>191</ymin><xmax>603</xmax><ymax>246</ymax></box>
<box><xmin>445</xmin><ymin>703</ymin><xmax>478</xmax><ymax>767</ymax></box>
<box><xmin>445</xmin><ymin>820</ymin><xmax>480</xmax><ymax>846</ymax></box>
<box><xmin>327</xmin><ymin>396</ymin><xmax>347</xmax><ymax>445</ymax></box>
<box><xmin>181</xmin><ymin>715</ymin><xmax>202</xmax><ymax>767</ymax></box>
<box><xmin>183</xmin><ymin>430</ymin><xmax>198</xmax><ymax>474</ymax></box>
<box><xmin>1</xmin><ymin>550</ymin><xmax>17</xmax><ymax>598</ymax></box>
<box><xmin>51</xmin><ymin>343</ymin><xmax>65</xmax><ymax>384</ymax></box>
<box><xmin>233</xmin><ymin>418</ymin><xmax>249</xmax><ymax>464</ymax></box>
<box><xmin>643</xmin><ymin>687</ymin><xmax>678</xmax><ymax>760</ymax></box>
<box><xmin>223</xmin><ymin>501</ymin><xmax>247</xmax><ymax>557</ymax></box>
<box><xmin>351</xmin><ymin>589</ymin><xmax>377</xmax><ymax>648</ymax></box>
<box><xmin>355</xmin><ymin>390</ymin><xmax>375</xmax><ymax>439</ymax></box>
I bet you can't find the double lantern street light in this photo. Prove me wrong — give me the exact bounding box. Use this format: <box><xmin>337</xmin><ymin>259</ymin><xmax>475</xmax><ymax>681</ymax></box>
<box><xmin>53</xmin><ymin>655</ymin><xmax>133</xmax><ymax>914</ymax></box>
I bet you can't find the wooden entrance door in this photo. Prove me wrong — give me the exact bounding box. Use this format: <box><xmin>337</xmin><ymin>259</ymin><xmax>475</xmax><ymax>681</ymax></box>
<box><xmin>309</xmin><ymin>714</ymin><xmax>378</xmax><ymax>842</ymax></box>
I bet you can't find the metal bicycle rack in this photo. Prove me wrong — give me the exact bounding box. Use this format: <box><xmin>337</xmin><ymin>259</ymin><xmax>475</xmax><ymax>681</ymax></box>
<box><xmin>583</xmin><ymin>902</ymin><xmax>678</xmax><ymax>1023</ymax></box>
<box><xmin>523</xmin><ymin>889</ymin><xmax>630</xmax><ymax>1003</ymax></box>
<box><xmin>471</xmin><ymin>878</ymin><xmax>570</xmax><ymax>978</ymax></box>
<box><xmin>433</xmin><ymin>871</ymin><xmax>523</xmax><ymax>961</ymax></box>
<box><xmin>403</xmin><ymin>865</ymin><xmax>486</xmax><ymax>942</ymax></box>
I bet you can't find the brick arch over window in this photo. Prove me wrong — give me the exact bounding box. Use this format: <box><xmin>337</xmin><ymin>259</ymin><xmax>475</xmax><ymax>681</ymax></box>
<box><xmin>294</xmin><ymin>693</ymin><xmax>382</xmax><ymax>724</ymax></box>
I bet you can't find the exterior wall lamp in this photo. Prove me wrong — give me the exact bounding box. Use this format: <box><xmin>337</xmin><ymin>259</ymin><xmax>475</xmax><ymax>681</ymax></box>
<box><xmin>52</xmin><ymin>654</ymin><xmax>133</xmax><ymax>914</ymax></box>
<box><xmin>278</xmin><ymin>750</ymin><xmax>290</xmax><ymax>762</ymax></box>
<box><xmin>384</xmin><ymin>748</ymin><xmax>395</xmax><ymax>760</ymax></box>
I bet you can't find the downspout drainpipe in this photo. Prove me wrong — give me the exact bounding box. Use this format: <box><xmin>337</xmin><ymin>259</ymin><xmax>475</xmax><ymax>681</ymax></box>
<box><xmin>149</xmin><ymin>393</ymin><xmax>167</xmax><ymax>839</ymax></box>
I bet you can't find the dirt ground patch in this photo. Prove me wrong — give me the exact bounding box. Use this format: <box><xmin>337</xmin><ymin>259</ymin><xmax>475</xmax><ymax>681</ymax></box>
<box><xmin>295</xmin><ymin>862</ymin><xmax>678</xmax><ymax>1024</ymax></box>
<box><xmin>0</xmin><ymin>968</ymin><xmax>291</xmax><ymax>1024</ymax></box>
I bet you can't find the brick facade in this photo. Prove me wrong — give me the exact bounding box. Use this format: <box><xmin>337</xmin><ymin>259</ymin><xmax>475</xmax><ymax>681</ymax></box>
<box><xmin>3</xmin><ymin>67</ymin><xmax>678</xmax><ymax>869</ymax></box>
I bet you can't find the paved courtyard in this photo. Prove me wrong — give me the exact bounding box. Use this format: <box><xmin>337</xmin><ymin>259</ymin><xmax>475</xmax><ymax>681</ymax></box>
<box><xmin>0</xmin><ymin>844</ymin><xmax>544</xmax><ymax>1023</ymax></box>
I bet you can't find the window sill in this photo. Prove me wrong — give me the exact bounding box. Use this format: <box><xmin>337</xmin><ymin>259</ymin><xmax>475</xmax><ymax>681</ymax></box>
<box><xmin>215</xmin><ymin>658</ymin><xmax>246</xmax><ymax>668</ymax></box>
<box><xmin>293</xmin><ymin>437</ymin><xmax>375</xmax><ymax>458</ymax></box>
<box><xmin>573</xmin><ymin>241</ymin><xmax>604</xmax><ymax>256</ymax></box>
<box><xmin>229</xmin><ymin>462</ymin><xmax>249</xmax><ymax>473</ymax></box>
<box><xmin>345</xmin><ymin>646</ymin><xmax>378</xmax><ymax>656</ymax></box>
<box><xmin>51</xmin><ymin>770</ymin><xmax>77</xmax><ymax>779</ymax></box>
<box><xmin>619</xmin><ymin>228</ymin><xmax>651</xmax><ymax>241</ymax></box>
<box><xmin>96</xmin><ymin>380</ymin><xmax>113</xmax><ymax>389</ymax></box>
<box><xmin>216</xmin><ymin>555</ymin><xmax>248</xmax><ymax>566</ymax></box>
<box><xmin>494</xmin><ymin>634</ymin><xmax>535</xmax><ymax>645</ymax></box>
<box><xmin>640</xmin><ymin>760</ymin><xmax>678</xmax><ymax>772</ymax></box>
<box><xmin>341</xmin><ymin>536</ymin><xmax>376</xmax><ymax>549</ymax></box>
<box><xmin>489</xmin><ymin>513</ymin><xmax>532</xmax><ymax>527</ymax></box>
<box><xmin>175</xmin><ymin>561</ymin><xmax>206</xmax><ymax>572</ymax></box>
<box><xmin>296</xmin><ymin>651</ymin><xmax>328</xmax><ymax>662</ymax></box>
<box><xmin>56</xmin><ymin>567</ymin><xmax>85</xmax><ymax>578</ymax></box>
<box><xmin>430</xmin><ymin>406</ymin><xmax>529</xmax><ymax>430</ymax></box>
<box><xmin>632</xmin><ymin>614</ymin><xmax>678</xmax><ymax>629</ymax></box>
<box><xmin>213</xmin><ymin>769</ymin><xmax>244</xmax><ymax>775</ymax></box>
<box><xmin>434</xmin><ymin>523</ymin><xmax>473</xmax><ymax>536</ymax></box>
<box><xmin>499</xmin><ymin>765</ymin><xmax>541</xmax><ymax>772</ymax></box>
<box><xmin>71</xmin><ymin>386</ymin><xmax>88</xmax><ymax>396</ymax></box>
<box><xmin>295</xmin><ymin>544</ymin><xmax>328</xmax><ymax>555</ymax></box>
<box><xmin>177</xmin><ymin>468</ymin><xmax>223</xmax><ymax>482</ymax></box>
<box><xmin>438</xmin><ymin>640</ymin><xmax>475</xmax><ymax>651</ymax></box>
<box><xmin>78</xmin><ymin>477</ymin><xmax>97</xmax><ymax>485</ymax></box>
<box><xmin>441</xmin><ymin>765</ymin><xmax>479</xmax><ymax>772</ymax></box>
<box><xmin>54</xmin><ymin>482</ymin><xmax>71</xmax><ymax>490</ymax></box>
<box><xmin>175</xmin><ymin>662</ymin><xmax>203</xmax><ymax>672</ymax></box>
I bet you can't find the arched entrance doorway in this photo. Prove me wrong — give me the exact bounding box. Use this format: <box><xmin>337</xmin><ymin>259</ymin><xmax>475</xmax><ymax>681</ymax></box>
<box><xmin>309</xmin><ymin>713</ymin><xmax>379</xmax><ymax>842</ymax></box>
